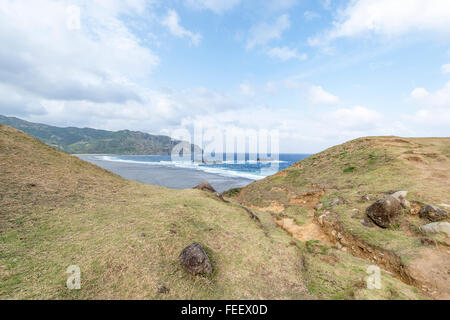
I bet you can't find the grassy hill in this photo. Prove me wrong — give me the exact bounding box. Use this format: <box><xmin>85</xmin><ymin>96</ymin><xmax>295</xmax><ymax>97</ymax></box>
<box><xmin>230</xmin><ymin>136</ymin><xmax>450</xmax><ymax>299</ymax></box>
<box><xmin>0</xmin><ymin>125</ymin><xmax>439</xmax><ymax>299</ymax></box>
<box><xmin>0</xmin><ymin>115</ymin><xmax>190</xmax><ymax>155</ymax></box>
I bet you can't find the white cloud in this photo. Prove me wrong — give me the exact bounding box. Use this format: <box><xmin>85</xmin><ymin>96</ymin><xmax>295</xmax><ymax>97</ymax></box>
<box><xmin>411</xmin><ymin>82</ymin><xmax>450</xmax><ymax>107</ymax></box>
<box><xmin>267</xmin><ymin>47</ymin><xmax>307</xmax><ymax>61</ymax></box>
<box><xmin>304</xmin><ymin>11</ymin><xmax>320</xmax><ymax>21</ymax></box>
<box><xmin>184</xmin><ymin>0</ymin><xmax>241</xmax><ymax>13</ymax></box>
<box><xmin>162</xmin><ymin>9</ymin><xmax>202</xmax><ymax>46</ymax></box>
<box><xmin>409</xmin><ymin>82</ymin><xmax>450</xmax><ymax>131</ymax></box>
<box><xmin>325</xmin><ymin>106</ymin><xmax>382</xmax><ymax>128</ymax></box>
<box><xmin>0</xmin><ymin>0</ymin><xmax>158</xmax><ymax>106</ymax></box>
<box><xmin>240</xmin><ymin>83</ymin><xmax>254</xmax><ymax>96</ymax></box>
<box><xmin>322</xmin><ymin>0</ymin><xmax>332</xmax><ymax>10</ymax></box>
<box><xmin>310</xmin><ymin>0</ymin><xmax>450</xmax><ymax>46</ymax></box>
<box><xmin>441</xmin><ymin>63</ymin><xmax>450</xmax><ymax>74</ymax></box>
<box><xmin>247</xmin><ymin>14</ymin><xmax>291</xmax><ymax>50</ymax></box>
<box><xmin>308</xmin><ymin>85</ymin><xmax>340</xmax><ymax>105</ymax></box>
<box><xmin>406</xmin><ymin>108</ymin><xmax>450</xmax><ymax>128</ymax></box>
<box><xmin>0</xmin><ymin>0</ymin><xmax>220</xmax><ymax>134</ymax></box>
<box><xmin>174</xmin><ymin>104</ymin><xmax>408</xmax><ymax>153</ymax></box>
<box><xmin>264</xmin><ymin>0</ymin><xmax>298</xmax><ymax>12</ymax></box>
<box><xmin>411</xmin><ymin>88</ymin><xmax>430</xmax><ymax>100</ymax></box>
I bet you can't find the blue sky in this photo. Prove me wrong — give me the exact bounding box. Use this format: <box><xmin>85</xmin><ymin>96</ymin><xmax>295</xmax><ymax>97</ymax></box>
<box><xmin>1</xmin><ymin>0</ymin><xmax>450</xmax><ymax>152</ymax></box>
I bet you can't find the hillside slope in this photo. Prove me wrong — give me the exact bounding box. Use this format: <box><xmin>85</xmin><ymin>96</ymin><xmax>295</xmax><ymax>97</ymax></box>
<box><xmin>230</xmin><ymin>136</ymin><xmax>450</xmax><ymax>299</ymax></box>
<box><xmin>0</xmin><ymin>115</ymin><xmax>188</xmax><ymax>155</ymax></box>
<box><xmin>0</xmin><ymin>126</ymin><xmax>425</xmax><ymax>299</ymax></box>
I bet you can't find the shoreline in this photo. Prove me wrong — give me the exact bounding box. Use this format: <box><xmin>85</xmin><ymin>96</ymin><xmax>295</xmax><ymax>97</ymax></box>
<box><xmin>77</xmin><ymin>155</ymin><xmax>255</xmax><ymax>193</ymax></box>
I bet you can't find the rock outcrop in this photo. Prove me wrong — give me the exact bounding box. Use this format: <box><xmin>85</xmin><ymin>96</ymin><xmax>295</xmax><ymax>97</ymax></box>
<box><xmin>193</xmin><ymin>182</ymin><xmax>228</xmax><ymax>202</ymax></box>
<box><xmin>419</xmin><ymin>205</ymin><xmax>448</xmax><ymax>222</ymax></box>
<box><xmin>194</xmin><ymin>182</ymin><xmax>217</xmax><ymax>193</ymax></box>
<box><xmin>179</xmin><ymin>243</ymin><xmax>213</xmax><ymax>276</ymax></box>
<box><xmin>420</xmin><ymin>222</ymin><xmax>450</xmax><ymax>236</ymax></box>
<box><xmin>366</xmin><ymin>195</ymin><xmax>403</xmax><ymax>228</ymax></box>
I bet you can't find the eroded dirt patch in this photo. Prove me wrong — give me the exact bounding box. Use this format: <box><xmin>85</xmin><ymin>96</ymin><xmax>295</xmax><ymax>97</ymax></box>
<box><xmin>289</xmin><ymin>190</ymin><xmax>325</xmax><ymax>208</ymax></box>
<box><xmin>275</xmin><ymin>218</ymin><xmax>332</xmax><ymax>244</ymax></box>
<box><xmin>251</xmin><ymin>200</ymin><xmax>285</xmax><ymax>214</ymax></box>
<box><xmin>407</xmin><ymin>247</ymin><xmax>450</xmax><ymax>299</ymax></box>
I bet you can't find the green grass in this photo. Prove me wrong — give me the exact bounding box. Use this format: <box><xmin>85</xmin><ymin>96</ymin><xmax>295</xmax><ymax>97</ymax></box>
<box><xmin>343</xmin><ymin>166</ymin><xmax>356</xmax><ymax>173</ymax></box>
<box><xmin>1</xmin><ymin>126</ymin><xmax>445</xmax><ymax>300</ymax></box>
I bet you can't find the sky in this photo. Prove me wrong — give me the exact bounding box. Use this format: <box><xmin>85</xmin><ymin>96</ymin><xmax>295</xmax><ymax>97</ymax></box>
<box><xmin>1</xmin><ymin>0</ymin><xmax>450</xmax><ymax>153</ymax></box>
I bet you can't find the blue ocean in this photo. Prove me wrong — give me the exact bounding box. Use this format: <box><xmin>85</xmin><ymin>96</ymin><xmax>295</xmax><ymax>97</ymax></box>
<box><xmin>78</xmin><ymin>154</ymin><xmax>311</xmax><ymax>193</ymax></box>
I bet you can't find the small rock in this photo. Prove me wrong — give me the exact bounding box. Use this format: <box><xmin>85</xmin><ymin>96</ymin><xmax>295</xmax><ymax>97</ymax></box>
<box><xmin>158</xmin><ymin>285</ymin><xmax>170</xmax><ymax>294</ymax></box>
<box><xmin>366</xmin><ymin>195</ymin><xmax>403</xmax><ymax>228</ymax></box>
<box><xmin>360</xmin><ymin>195</ymin><xmax>371</xmax><ymax>202</ymax></box>
<box><xmin>329</xmin><ymin>199</ymin><xmax>340</xmax><ymax>207</ymax></box>
<box><xmin>420</xmin><ymin>238</ymin><xmax>437</xmax><ymax>246</ymax></box>
<box><xmin>179</xmin><ymin>243</ymin><xmax>212</xmax><ymax>276</ymax></box>
<box><xmin>351</xmin><ymin>212</ymin><xmax>361</xmax><ymax>219</ymax></box>
<box><xmin>419</xmin><ymin>205</ymin><xmax>448</xmax><ymax>222</ymax></box>
<box><xmin>141</xmin><ymin>233</ymin><xmax>147</xmax><ymax>237</ymax></box>
<box><xmin>391</xmin><ymin>191</ymin><xmax>408</xmax><ymax>201</ymax></box>
<box><xmin>361</xmin><ymin>217</ymin><xmax>375</xmax><ymax>228</ymax></box>
<box><xmin>400</xmin><ymin>199</ymin><xmax>411</xmax><ymax>209</ymax></box>
<box><xmin>318</xmin><ymin>214</ymin><xmax>326</xmax><ymax>225</ymax></box>
<box><xmin>314</xmin><ymin>203</ymin><xmax>323</xmax><ymax>211</ymax></box>
<box><xmin>419</xmin><ymin>222</ymin><xmax>450</xmax><ymax>236</ymax></box>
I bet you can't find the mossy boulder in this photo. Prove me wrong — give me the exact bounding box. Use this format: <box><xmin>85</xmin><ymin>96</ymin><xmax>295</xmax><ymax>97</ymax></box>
<box><xmin>366</xmin><ymin>195</ymin><xmax>403</xmax><ymax>228</ymax></box>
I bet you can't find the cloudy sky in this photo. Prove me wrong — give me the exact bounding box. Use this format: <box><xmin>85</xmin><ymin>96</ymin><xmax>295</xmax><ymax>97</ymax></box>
<box><xmin>1</xmin><ymin>0</ymin><xmax>450</xmax><ymax>153</ymax></box>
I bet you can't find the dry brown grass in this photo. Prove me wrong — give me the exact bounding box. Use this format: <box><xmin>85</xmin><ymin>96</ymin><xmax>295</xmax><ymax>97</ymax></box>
<box><xmin>0</xmin><ymin>126</ymin><xmax>434</xmax><ymax>300</ymax></box>
<box><xmin>0</xmin><ymin>124</ymin><xmax>310</xmax><ymax>299</ymax></box>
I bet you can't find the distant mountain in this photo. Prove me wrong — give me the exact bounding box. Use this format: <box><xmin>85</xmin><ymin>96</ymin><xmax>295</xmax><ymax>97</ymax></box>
<box><xmin>0</xmin><ymin>115</ymin><xmax>195</xmax><ymax>155</ymax></box>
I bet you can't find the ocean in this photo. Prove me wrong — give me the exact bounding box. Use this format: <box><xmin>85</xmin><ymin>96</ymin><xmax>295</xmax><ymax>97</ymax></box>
<box><xmin>77</xmin><ymin>154</ymin><xmax>310</xmax><ymax>193</ymax></box>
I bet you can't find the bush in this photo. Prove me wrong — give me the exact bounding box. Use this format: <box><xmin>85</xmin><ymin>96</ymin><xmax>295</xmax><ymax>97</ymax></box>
<box><xmin>343</xmin><ymin>166</ymin><xmax>356</xmax><ymax>173</ymax></box>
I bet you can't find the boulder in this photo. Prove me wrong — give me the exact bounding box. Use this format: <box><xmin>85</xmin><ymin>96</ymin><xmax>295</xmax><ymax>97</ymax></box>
<box><xmin>366</xmin><ymin>195</ymin><xmax>403</xmax><ymax>228</ymax></box>
<box><xmin>419</xmin><ymin>205</ymin><xmax>448</xmax><ymax>222</ymax></box>
<box><xmin>179</xmin><ymin>243</ymin><xmax>212</xmax><ymax>276</ymax></box>
<box><xmin>194</xmin><ymin>182</ymin><xmax>217</xmax><ymax>193</ymax></box>
<box><xmin>420</xmin><ymin>222</ymin><xmax>450</xmax><ymax>236</ymax></box>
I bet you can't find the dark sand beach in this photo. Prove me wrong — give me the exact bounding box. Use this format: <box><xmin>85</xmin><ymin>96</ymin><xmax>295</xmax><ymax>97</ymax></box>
<box><xmin>78</xmin><ymin>155</ymin><xmax>254</xmax><ymax>193</ymax></box>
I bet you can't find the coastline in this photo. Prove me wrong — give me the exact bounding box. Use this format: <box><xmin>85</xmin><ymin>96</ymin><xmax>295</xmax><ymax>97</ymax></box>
<box><xmin>77</xmin><ymin>155</ymin><xmax>255</xmax><ymax>193</ymax></box>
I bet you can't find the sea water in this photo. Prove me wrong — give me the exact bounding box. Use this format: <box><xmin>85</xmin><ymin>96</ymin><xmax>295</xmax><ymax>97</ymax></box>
<box><xmin>78</xmin><ymin>154</ymin><xmax>310</xmax><ymax>193</ymax></box>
